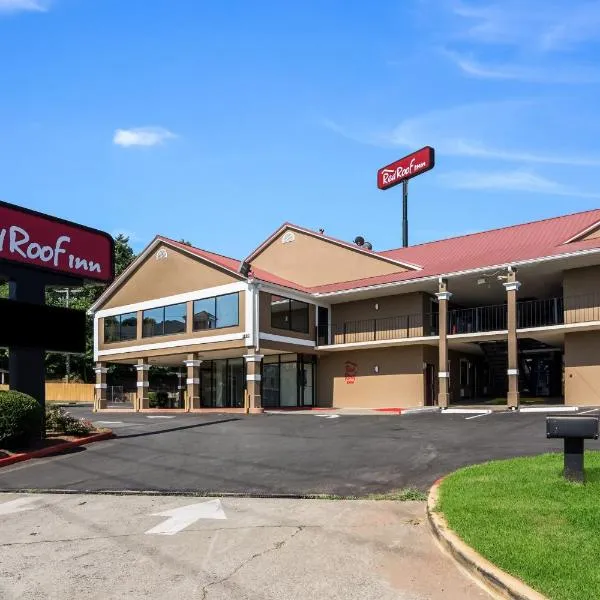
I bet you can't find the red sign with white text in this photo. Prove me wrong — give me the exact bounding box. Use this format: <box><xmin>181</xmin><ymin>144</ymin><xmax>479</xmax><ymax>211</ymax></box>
<box><xmin>377</xmin><ymin>146</ymin><xmax>435</xmax><ymax>190</ymax></box>
<box><xmin>0</xmin><ymin>201</ymin><xmax>114</xmax><ymax>282</ymax></box>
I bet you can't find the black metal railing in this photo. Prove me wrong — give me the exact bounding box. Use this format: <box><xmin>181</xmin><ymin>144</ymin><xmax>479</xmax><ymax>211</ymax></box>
<box><xmin>315</xmin><ymin>312</ymin><xmax>439</xmax><ymax>346</ymax></box>
<box><xmin>448</xmin><ymin>304</ymin><xmax>507</xmax><ymax>334</ymax></box>
<box><xmin>517</xmin><ymin>297</ymin><xmax>564</xmax><ymax>328</ymax></box>
<box><xmin>315</xmin><ymin>292</ymin><xmax>600</xmax><ymax>346</ymax></box>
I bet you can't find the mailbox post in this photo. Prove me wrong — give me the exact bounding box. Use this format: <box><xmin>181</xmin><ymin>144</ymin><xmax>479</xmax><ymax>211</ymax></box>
<box><xmin>546</xmin><ymin>416</ymin><xmax>599</xmax><ymax>482</ymax></box>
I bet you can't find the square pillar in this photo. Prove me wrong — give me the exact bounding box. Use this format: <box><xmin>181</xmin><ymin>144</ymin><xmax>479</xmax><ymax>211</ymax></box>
<box><xmin>184</xmin><ymin>354</ymin><xmax>201</xmax><ymax>410</ymax></box>
<box><xmin>94</xmin><ymin>363</ymin><xmax>108</xmax><ymax>411</ymax></box>
<box><xmin>244</xmin><ymin>352</ymin><xmax>264</xmax><ymax>414</ymax></box>
<box><xmin>177</xmin><ymin>369</ymin><xmax>186</xmax><ymax>409</ymax></box>
<box><xmin>136</xmin><ymin>359</ymin><xmax>150</xmax><ymax>411</ymax></box>
<box><xmin>504</xmin><ymin>272</ymin><xmax>521</xmax><ymax>409</ymax></box>
<box><xmin>436</xmin><ymin>280</ymin><xmax>452</xmax><ymax>409</ymax></box>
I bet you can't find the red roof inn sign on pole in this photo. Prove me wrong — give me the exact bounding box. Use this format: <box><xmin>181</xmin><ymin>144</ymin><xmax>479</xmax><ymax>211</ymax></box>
<box><xmin>377</xmin><ymin>146</ymin><xmax>435</xmax><ymax>247</ymax></box>
<box><xmin>0</xmin><ymin>200</ymin><xmax>114</xmax><ymax>420</ymax></box>
<box><xmin>0</xmin><ymin>201</ymin><xmax>113</xmax><ymax>282</ymax></box>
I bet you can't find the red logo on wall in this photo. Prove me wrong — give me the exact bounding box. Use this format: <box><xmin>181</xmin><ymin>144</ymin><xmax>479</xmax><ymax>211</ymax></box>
<box><xmin>0</xmin><ymin>201</ymin><xmax>114</xmax><ymax>282</ymax></box>
<box><xmin>344</xmin><ymin>361</ymin><xmax>358</xmax><ymax>384</ymax></box>
<box><xmin>377</xmin><ymin>146</ymin><xmax>435</xmax><ymax>190</ymax></box>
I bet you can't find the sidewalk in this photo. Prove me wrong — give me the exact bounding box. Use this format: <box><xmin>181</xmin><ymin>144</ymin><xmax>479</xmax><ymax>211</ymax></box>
<box><xmin>0</xmin><ymin>492</ymin><xmax>488</xmax><ymax>599</ymax></box>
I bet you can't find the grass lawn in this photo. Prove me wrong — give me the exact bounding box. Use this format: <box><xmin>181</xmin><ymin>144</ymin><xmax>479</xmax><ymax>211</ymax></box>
<box><xmin>438</xmin><ymin>452</ymin><xmax>600</xmax><ymax>600</ymax></box>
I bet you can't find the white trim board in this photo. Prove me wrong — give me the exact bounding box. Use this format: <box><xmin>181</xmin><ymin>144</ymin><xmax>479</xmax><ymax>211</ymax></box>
<box><xmin>97</xmin><ymin>332</ymin><xmax>247</xmax><ymax>357</ymax></box>
<box><xmin>95</xmin><ymin>281</ymin><xmax>249</xmax><ymax>319</ymax></box>
<box><xmin>259</xmin><ymin>332</ymin><xmax>315</xmax><ymax>347</ymax></box>
<box><xmin>317</xmin><ymin>335</ymin><xmax>439</xmax><ymax>351</ymax></box>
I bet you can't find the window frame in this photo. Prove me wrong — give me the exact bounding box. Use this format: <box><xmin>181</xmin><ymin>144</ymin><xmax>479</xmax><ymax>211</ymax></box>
<box><xmin>142</xmin><ymin>302</ymin><xmax>187</xmax><ymax>338</ymax></box>
<box><xmin>270</xmin><ymin>295</ymin><xmax>310</xmax><ymax>334</ymax></box>
<box><xmin>192</xmin><ymin>292</ymin><xmax>239</xmax><ymax>331</ymax></box>
<box><xmin>103</xmin><ymin>312</ymin><xmax>138</xmax><ymax>344</ymax></box>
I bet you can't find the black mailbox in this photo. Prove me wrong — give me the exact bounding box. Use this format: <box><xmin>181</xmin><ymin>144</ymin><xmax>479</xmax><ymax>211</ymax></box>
<box><xmin>546</xmin><ymin>415</ymin><xmax>599</xmax><ymax>482</ymax></box>
<box><xmin>546</xmin><ymin>416</ymin><xmax>599</xmax><ymax>440</ymax></box>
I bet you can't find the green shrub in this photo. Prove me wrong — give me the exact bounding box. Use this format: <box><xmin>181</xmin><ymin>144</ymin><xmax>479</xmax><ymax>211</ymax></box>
<box><xmin>46</xmin><ymin>406</ymin><xmax>94</xmax><ymax>437</ymax></box>
<box><xmin>148</xmin><ymin>391</ymin><xmax>158</xmax><ymax>408</ymax></box>
<box><xmin>0</xmin><ymin>390</ymin><xmax>44</xmax><ymax>449</ymax></box>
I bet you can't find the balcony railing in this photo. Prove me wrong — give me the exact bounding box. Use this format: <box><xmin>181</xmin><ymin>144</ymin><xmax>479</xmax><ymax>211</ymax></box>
<box><xmin>315</xmin><ymin>292</ymin><xmax>600</xmax><ymax>346</ymax></box>
<box><xmin>448</xmin><ymin>304</ymin><xmax>507</xmax><ymax>334</ymax></box>
<box><xmin>517</xmin><ymin>297</ymin><xmax>564</xmax><ymax>328</ymax></box>
<box><xmin>316</xmin><ymin>312</ymin><xmax>439</xmax><ymax>346</ymax></box>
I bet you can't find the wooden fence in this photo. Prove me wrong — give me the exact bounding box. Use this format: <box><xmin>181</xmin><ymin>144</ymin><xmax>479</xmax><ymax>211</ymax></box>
<box><xmin>0</xmin><ymin>382</ymin><xmax>94</xmax><ymax>403</ymax></box>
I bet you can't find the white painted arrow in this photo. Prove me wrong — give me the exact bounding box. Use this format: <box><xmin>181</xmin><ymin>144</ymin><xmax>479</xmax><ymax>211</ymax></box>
<box><xmin>315</xmin><ymin>414</ymin><xmax>340</xmax><ymax>419</ymax></box>
<box><xmin>0</xmin><ymin>496</ymin><xmax>45</xmax><ymax>516</ymax></box>
<box><xmin>145</xmin><ymin>499</ymin><xmax>226</xmax><ymax>535</ymax></box>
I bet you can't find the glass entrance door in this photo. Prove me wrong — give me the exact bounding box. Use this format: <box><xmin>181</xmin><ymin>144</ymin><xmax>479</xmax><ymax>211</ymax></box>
<box><xmin>301</xmin><ymin>361</ymin><xmax>314</xmax><ymax>406</ymax></box>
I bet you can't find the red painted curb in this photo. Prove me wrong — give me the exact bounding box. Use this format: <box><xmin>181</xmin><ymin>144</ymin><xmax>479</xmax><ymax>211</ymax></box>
<box><xmin>0</xmin><ymin>431</ymin><xmax>115</xmax><ymax>468</ymax></box>
<box><xmin>374</xmin><ymin>408</ymin><xmax>403</xmax><ymax>413</ymax></box>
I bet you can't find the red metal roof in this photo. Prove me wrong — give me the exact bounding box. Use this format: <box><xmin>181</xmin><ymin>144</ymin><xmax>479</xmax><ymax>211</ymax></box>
<box><xmin>310</xmin><ymin>209</ymin><xmax>600</xmax><ymax>294</ymax></box>
<box><xmin>160</xmin><ymin>209</ymin><xmax>600</xmax><ymax>296</ymax></box>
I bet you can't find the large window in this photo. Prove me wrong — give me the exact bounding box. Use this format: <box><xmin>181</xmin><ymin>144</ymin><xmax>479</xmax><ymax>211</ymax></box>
<box><xmin>270</xmin><ymin>295</ymin><xmax>309</xmax><ymax>333</ymax></box>
<box><xmin>200</xmin><ymin>358</ymin><xmax>245</xmax><ymax>408</ymax></box>
<box><xmin>193</xmin><ymin>293</ymin><xmax>239</xmax><ymax>330</ymax></box>
<box><xmin>261</xmin><ymin>354</ymin><xmax>316</xmax><ymax>408</ymax></box>
<box><xmin>104</xmin><ymin>312</ymin><xmax>137</xmax><ymax>343</ymax></box>
<box><xmin>142</xmin><ymin>303</ymin><xmax>187</xmax><ymax>338</ymax></box>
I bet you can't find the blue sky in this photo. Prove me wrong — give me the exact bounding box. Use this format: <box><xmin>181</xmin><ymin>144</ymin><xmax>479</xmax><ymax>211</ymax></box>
<box><xmin>2</xmin><ymin>0</ymin><xmax>600</xmax><ymax>257</ymax></box>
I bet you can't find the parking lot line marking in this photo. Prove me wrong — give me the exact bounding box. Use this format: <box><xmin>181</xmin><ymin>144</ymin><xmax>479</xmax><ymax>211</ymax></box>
<box><xmin>145</xmin><ymin>499</ymin><xmax>226</xmax><ymax>535</ymax></box>
<box><xmin>519</xmin><ymin>406</ymin><xmax>579</xmax><ymax>413</ymax></box>
<box><xmin>315</xmin><ymin>414</ymin><xmax>340</xmax><ymax>419</ymax></box>
<box><xmin>579</xmin><ymin>408</ymin><xmax>600</xmax><ymax>415</ymax></box>
<box><xmin>146</xmin><ymin>416</ymin><xmax>176</xmax><ymax>419</ymax></box>
<box><xmin>442</xmin><ymin>408</ymin><xmax>489</xmax><ymax>414</ymax></box>
<box><xmin>465</xmin><ymin>412</ymin><xmax>491</xmax><ymax>420</ymax></box>
<box><xmin>94</xmin><ymin>421</ymin><xmax>124</xmax><ymax>425</ymax></box>
<box><xmin>0</xmin><ymin>496</ymin><xmax>44</xmax><ymax>516</ymax></box>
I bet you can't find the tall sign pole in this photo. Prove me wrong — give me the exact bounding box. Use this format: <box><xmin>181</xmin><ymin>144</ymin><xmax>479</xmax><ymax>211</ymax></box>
<box><xmin>377</xmin><ymin>146</ymin><xmax>435</xmax><ymax>248</ymax></box>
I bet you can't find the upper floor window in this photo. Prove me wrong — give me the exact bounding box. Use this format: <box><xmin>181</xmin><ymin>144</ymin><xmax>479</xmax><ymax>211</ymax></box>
<box><xmin>104</xmin><ymin>312</ymin><xmax>137</xmax><ymax>343</ymax></box>
<box><xmin>142</xmin><ymin>303</ymin><xmax>187</xmax><ymax>338</ymax></box>
<box><xmin>193</xmin><ymin>293</ymin><xmax>239</xmax><ymax>330</ymax></box>
<box><xmin>271</xmin><ymin>295</ymin><xmax>309</xmax><ymax>333</ymax></box>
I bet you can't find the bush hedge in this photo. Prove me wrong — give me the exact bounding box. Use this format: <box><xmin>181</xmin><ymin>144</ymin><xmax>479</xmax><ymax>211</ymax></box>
<box><xmin>0</xmin><ymin>390</ymin><xmax>44</xmax><ymax>449</ymax></box>
<box><xmin>148</xmin><ymin>390</ymin><xmax>170</xmax><ymax>408</ymax></box>
<box><xmin>46</xmin><ymin>406</ymin><xmax>94</xmax><ymax>436</ymax></box>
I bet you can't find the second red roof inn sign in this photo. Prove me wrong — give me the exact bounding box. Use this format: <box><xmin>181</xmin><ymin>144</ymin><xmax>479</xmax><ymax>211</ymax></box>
<box><xmin>0</xmin><ymin>200</ymin><xmax>114</xmax><ymax>414</ymax></box>
<box><xmin>377</xmin><ymin>146</ymin><xmax>435</xmax><ymax>248</ymax></box>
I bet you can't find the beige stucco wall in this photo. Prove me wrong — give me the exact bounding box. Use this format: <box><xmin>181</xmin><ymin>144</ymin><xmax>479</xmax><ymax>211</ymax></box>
<box><xmin>563</xmin><ymin>265</ymin><xmax>600</xmax><ymax>324</ymax></box>
<box><xmin>259</xmin><ymin>291</ymin><xmax>316</xmax><ymax>342</ymax></box>
<box><xmin>317</xmin><ymin>345</ymin><xmax>425</xmax><ymax>408</ymax></box>
<box><xmin>103</xmin><ymin>244</ymin><xmax>239</xmax><ymax>309</ymax></box>
<box><xmin>565</xmin><ymin>331</ymin><xmax>600</xmax><ymax>406</ymax></box>
<box><xmin>329</xmin><ymin>293</ymin><xmax>428</xmax><ymax>343</ymax></box>
<box><xmin>251</xmin><ymin>229</ymin><xmax>407</xmax><ymax>287</ymax></box>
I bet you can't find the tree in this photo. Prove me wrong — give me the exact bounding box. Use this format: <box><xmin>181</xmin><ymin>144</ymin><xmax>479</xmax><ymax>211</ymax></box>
<box><xmin>114</xmin><ymin>234</ymin><xmax>136</xmax><ymax>276</ymax></box>
<box><xmin>45</xmin><ymin>233</ymin><xmax>137</xmax><ymax>382</ymax></box>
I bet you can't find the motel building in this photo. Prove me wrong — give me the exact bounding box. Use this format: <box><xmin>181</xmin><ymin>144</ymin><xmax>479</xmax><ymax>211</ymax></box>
<box><xmin>90</xmin><ymin>209</ymin><xmax>600</xmax><ymax>413</ymax></box>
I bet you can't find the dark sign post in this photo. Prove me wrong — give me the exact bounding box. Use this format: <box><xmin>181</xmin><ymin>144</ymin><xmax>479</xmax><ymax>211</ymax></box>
<box><xmin>0</xmin><ymin>200</ymin><xmax>114</xmax><ymax>419</ymax></box>
<box><xmin>377</xmin><ymin>146</ymin><xmax>435</xmax><ymax>247</ymax></box>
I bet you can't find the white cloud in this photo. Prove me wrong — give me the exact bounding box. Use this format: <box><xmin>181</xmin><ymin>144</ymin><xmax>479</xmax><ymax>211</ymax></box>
<box><xmin>439</xmin><ymin>169</ymin><xmax>600</xmax><ymax>198</ymax></box>
<box><xmin>443</xmin><ymin>50</ymin><xmax>600</xmax><ymax>84</ymax></box>
<box><xmin>324</xmin><ymin>101</ymin><xmax>600</xmax><ymax>167</ymax></box>
<box><xmin>113</xmin><ymin>126</ymin><xmax>176</xmax><ymax>148</ymax></box>
<box><xmin>0</xmin><ymin>0</ymin><xmax>48</xmax><ymax>12</ymax></box>
<box><xmin>450</xmin><ymin>0</ymin><xmax>600</xmax><ymax>51</ymax></box>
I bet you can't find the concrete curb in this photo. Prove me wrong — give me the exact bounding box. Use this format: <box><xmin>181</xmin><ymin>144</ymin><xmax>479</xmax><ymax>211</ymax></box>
<box><xmin>0</xmin><ymin>431</ymin><xmax>115</xmax><ymax>468</ymax></box>
<box><xmin>427</xmin><ymin>478</ymin><xmax>548</xmax><ymax>600</ymax></box>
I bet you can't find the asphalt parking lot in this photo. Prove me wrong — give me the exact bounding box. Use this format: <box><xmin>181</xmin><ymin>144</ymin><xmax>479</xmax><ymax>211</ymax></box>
<box><xmin>2</xmin><ymin>407</ymin><xmax>594</xmax><ymax>496</ymax></box>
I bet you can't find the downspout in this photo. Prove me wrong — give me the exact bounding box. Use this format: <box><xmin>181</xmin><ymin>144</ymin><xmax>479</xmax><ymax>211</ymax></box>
<box><xmin>254</xmin><ymin>282</ymin><xmax>261</xmax><ymax>352</ymax></box>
